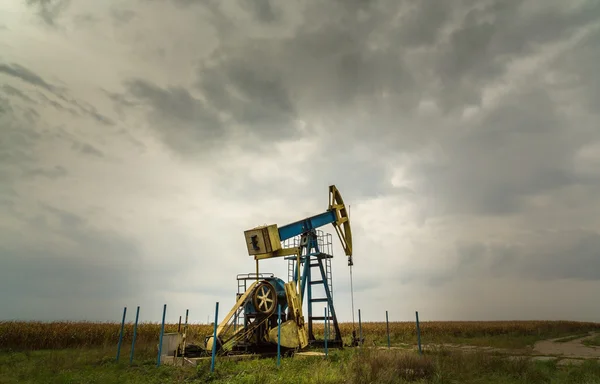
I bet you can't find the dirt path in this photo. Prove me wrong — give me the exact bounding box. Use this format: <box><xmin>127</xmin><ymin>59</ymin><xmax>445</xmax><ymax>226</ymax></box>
<box><xmin>533</xmin><ymin>333</ymin><xmax>600</xmax><ymax>359</ymax></box>
<box><xmin>386</xmin><ymin>333</ymin><xmax>600</xmax><ymax>365</ymax></box>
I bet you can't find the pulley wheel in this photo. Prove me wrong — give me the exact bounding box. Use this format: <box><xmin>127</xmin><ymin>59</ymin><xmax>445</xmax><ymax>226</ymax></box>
<box><xmin>252</xmin><ymin>281</ymin><xmax>277</xmax><ymax>315</ymax></box>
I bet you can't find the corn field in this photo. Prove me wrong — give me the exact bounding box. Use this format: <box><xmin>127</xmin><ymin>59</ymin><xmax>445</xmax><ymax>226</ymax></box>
<box><xmin>2</xmin><ymin>320</ymin><xmax>599</xmax><ymax>351</ymax></box>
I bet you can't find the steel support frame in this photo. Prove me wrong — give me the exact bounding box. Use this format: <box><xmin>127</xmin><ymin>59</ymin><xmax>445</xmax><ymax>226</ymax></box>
<box><xmin>291</xmin><ymin>229</ymin><xmax>342</xmax><ymax>346</ymax></box>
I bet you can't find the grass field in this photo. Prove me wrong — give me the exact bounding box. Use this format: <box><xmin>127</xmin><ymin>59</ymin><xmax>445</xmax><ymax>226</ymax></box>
<box><xmin>2</xmin><ymin>320</ymin><xmax>600</xmax><ymax>383</ymax></box>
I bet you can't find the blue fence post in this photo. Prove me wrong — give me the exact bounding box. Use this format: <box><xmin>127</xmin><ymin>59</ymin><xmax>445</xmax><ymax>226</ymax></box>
<box><xmin>182</xmin><ymin>309</ymin><xmax>189</xmax><ymax>361</ymax></box>
<box><xmin>324</xmin><ymin>307</ymin><xmax>328</xmax><ymax>357</ymax></box>
<box><xmin>416</xmin><ymin>311</ymin><xmax>422</xmax><ymax>355</ymax></box>
<box><xmin>277</xmin><ymin>304</ymin><xmax>281</xmax><ymax>368</ymax></box>
<box><xmin>116</xmin><ymin>307</ymin><xmax>127</xmax><ymax>362</ymax></box>
<box><xmin>358</xmin><ymin>309</ymin><xmax>363</xmax><ymax>346</ymax></box>
<box><xmin>129</xmin><ymin>306</ymin><xmax>140</xmax><ymax>364</ymax></box>
<box><xmin>210</xmin><ymin>302</ymin><xmax>219</xmax><ymax>373</ymax></box>
<box><xmin>156</xmin><ymin>304</ymin><xmax>167</xmax><ymax>367</ymax></box>
<box><xmin>386</xmin><ymin>310</ymin><xmax>390</xmax><ymax>348</ymax></box>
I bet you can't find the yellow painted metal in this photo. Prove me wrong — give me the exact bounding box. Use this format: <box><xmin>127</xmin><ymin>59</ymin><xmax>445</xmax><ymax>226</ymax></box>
<box><xmin>243</xmin><ymin>225</ymin><xmax>282</xmax><ymax>256</ymax></box>
<box><xmin>283</xmin><ymin>281</ymin><xmax>308</xmax><ymax>348</ymax></box>
<box><xmin>205</xmin><ymin>281</ymin><xmax>258</xmax><ymax>351</ymax></box>
<box><xmin>253</xmin><ymin>246</ymin><xmax>300</xmax><ymax>260</ymax></box>
<box><xmin>328</xmin><ymin>185</ymin><xmax>353</xmax><ymax>265</ymax></box>
<box><xmin>268</xmin><ymin>320</ymin><xmax>305</xmax><ymax>348</ymax></box>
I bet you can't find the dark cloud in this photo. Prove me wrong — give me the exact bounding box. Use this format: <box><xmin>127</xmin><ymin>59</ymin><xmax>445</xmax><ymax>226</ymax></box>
<box><xmin>239</xmin><ymin>0</ymin><xmax>280</xmax><ymax>23</ymax></box>
<box><xmin>1</xmin><ymin>85</ymin><xmax>37</xmax><ymax>103</ymax></box>
<box><xmin>36</xmin><ymin>91</ymin><xmax>80</xmax><ymax>116</ymax></box>
<box><xmin>117</xmin><ymin>79</ymin><xmax>224</xmax><ymax>154</ymax></box>
<box><xmin>1</xmin><ymin>62</ymin><xmax>113</xmax><ymax>125</ymax></box>
<box><xmin>0</xmin><ymin>98</ymin><xmax>39</xmax><ymax>176</ymax></box>
<box><xmin>24</xmin><ymin>165</ymin><xmax>68</xmax><ymax>179</ymax></box>
<box><xmin>25</xmin><ymin>0</ymin><xmax>71</xmax><ymax>26</ymax></box>
<box><xmin>441</xmin><ymin>231</ymin><xmax>600</xmax><ymax>284</ymax></box>
<box><xmin>531</xmin><ymin>231</ymin><xmax>600</xmax><ymax>281</ymax></box>
<box><xmin>73</xmin><ymin>13</ymin><xmax>100</xmax><ymax>26</ymax></box>
<box><xmin>0</xmin><ymin>205</ymin><xmax>142</xmax><ymax>320</ymax></box>
<box><xmin>0</xmin><ymin>63</ymin><xmax>57</xmax><ymax>93</ymax></box>
<box><xmin>407</xmin><ymin>85</ymin><xmax>596</xmax><ymax>216</ymax></box>
<box><xmin>196</xmin><ymin>47</ymin><xmax>297</xmax><ymax>136</ymax></box>
<box><xmin>429</xmin><ymin>0</ymin><xmax>599</xmax><ymax>111</ymax></box>
<box><xmin>551</xmin><ymin>24</ymin><xmax>600</xmax><ymax>115</ymax></box>
<box><xmin>110</xmin><ymin>8</ymin><xmax>136</xmax><ymax>26</ymax></box>
<box><xmin>71</xmin><ymin>141</ymin><xmax>104</xmax><ymax>157</ymax></box>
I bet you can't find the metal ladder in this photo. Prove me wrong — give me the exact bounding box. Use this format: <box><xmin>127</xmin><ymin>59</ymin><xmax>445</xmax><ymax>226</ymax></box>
<box><xmin>325</xmin><ymin>256</ymin><xmax>333</xmax><ymax>302</ymax></box>
<box><xmin>307</xmin><ymin>256</ymin><xmax>338</xmax><ymax>342</ymax></box>
<box><xmin>287</xmin><ymin>258</ymin><xmax>296</xmax><ymax>282</ymax></box>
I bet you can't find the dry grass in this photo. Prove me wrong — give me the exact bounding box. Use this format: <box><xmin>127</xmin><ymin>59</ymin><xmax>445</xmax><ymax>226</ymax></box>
<box><xmin>348</xmin><ymin>348</ymin><xmax>436</xmax><ymax>383</ymax></box>
<box><xmin>0</xmin><ymin>321</ymin><xmax>213</xmax><ymax>351</ymax></box>
<box><xmin>3</xmin><ymin>320</ymin><xmax>600</xmax><ymax>352</ymax></box>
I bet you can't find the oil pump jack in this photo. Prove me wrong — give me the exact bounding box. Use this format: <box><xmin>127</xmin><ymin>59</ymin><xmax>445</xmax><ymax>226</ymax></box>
<box><xmin>200</xmin><ymin>185</ymin><xmax>353</xmax><ymax>356</ymax></box>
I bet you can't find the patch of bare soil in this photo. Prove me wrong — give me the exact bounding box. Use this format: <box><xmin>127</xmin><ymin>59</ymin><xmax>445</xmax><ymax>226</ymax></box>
<box><xmin>533</xmin><ymin>333</ymin><xmax>600</xmax><ymax>359</ymax></box>
<box><xmin>390</xmin><ymin>333</ymin><xmax>600</xmax><ymax>363</ymax></box>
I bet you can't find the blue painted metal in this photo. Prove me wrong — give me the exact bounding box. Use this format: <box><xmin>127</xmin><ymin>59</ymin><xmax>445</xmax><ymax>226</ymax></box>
<box><xmin>156</xmin><ymin>304</ymin><xmax>166</xmax><ymax>367</ymax></box>
<box><xmin>277</xmin><ymin>304</ymin><xmax>281</xmax><ymax>368</ymax></box>
<box><xmin>278</xmin><ymin>210</ymin><xmax>336</xmax><ymax>241</ymax></box>
<box><xmin>288</xmin><ymin>230</ymin><xmax>343</xmax><ymax>345</ymax></box>
<box><xmin>242</xmin><ymin>277</ymin><xmax>289</xmax><ymax>315</ymax></box>
<box><xmin>183</xmin><ymin>309</ymin><xmax>189</xmax><ymax>357</ymax></box>
<box><xmin>416</xmin><ymin>311</ymin><xmax>422</xmax><ymax>355</ymax></box>
<box><xmin>116</xmin><ymin>307</ymin><xmax>127</xmax><ymax>362</ymax></box>
<box><xmin>358</xmin><ymin>309</ymin><xmax>362</xmax><ymax>346</ymax></box>
<box><xmin>324</xmin><ymin>307</ymin><xmax>328</xmax><ymax>357</ymax></box>
<box><xmin>130</xmin><ymin>306</ymin><xmax>140</xmax><ymax>364</ymax></box>
<box><xmin>386</xmin><ymin>310</ymin><xmax>390</xmax><ymax>348</ymax></box>
<box><xmin>210</xmin><ymin>302</ymin><xmax>219</xmax><ymax>373</ymax></box>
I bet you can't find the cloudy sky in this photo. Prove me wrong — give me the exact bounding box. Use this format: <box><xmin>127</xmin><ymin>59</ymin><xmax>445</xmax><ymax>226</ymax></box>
<box><xmin>1</xmin><ymin>0</ymin><xmax>600</xmax><ymax>325</ymax></box>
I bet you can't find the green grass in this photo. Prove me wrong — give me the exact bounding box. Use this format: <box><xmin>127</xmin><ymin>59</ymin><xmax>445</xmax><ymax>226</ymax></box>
<box><xmin>554</xmin><ymin>333</ymin><xmax>591</xmax><ymax>343</ymax></box>
<box><xmin>583</xmin><ymin>334</ymin><xmax>600</xmax><ymax>347</ymax></box>
<box><xmin>3</xmin><ymin>346</ymin><xmax>600</xmax><ymax>384</ymax></box>
<box><xmin>3</xmin><ymin>321</ymin><xmax>600</xmax><ymax>383</ymax></box>
<box><xmin>360</xmin><ymin>328</ymin><xmax>600</xmax><ymax>350</ymax></box>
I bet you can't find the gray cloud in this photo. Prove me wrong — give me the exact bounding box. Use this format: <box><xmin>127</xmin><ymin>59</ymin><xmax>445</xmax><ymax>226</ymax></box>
<box><xmin>24</xmin><ymin>165</ymin><xmax>68</xmax><ymax>179</ymax></box>
<box><xmin>0</xmin><ymin>63</ymin><xmax>57</xmax><ymax>93</ymax></box>
<box><xmin>71</xmin><ymin>141</ymin><xmax>104</xmax><ymax>157</ymax></box>
<box><xmin>1</xmin><ymin>85</ymin><xmax>37</xmax><ymax>103</ymax></box>
<box><xmin>110</xmin><ymin>8</ymin><xmax>136</xmax><ymax>26</ymax></box>
<box><xmin>433</xmin><ymin>230</ymin><xmax>600</xmax><ymax>285</ymax></box>
<box><xmin>1</xmin><ymin>62</ymin><xmax>113</xmax><ymax>125</ymax></box>
<box><xmin>2</xmin><ymin>0</ymin><xmax>600</xmax><ymax>323</ymax></box>
<box><xmin>0</xmin><ymin>205</ymin><xmax>142</xmax><ymax>320</ymax></box>
<box><xmin>120</xmin><ymin>79</ymin><xmax>224</xmax><ymax>154</ymax></box>
<box><xmin>25</xmin><ymin>0</ymin><xmax>72</xmax><ymax>26</ymax></box>
<box><xmin>408</xmin><ymin>84</ymin><xmax>597</xmax><ymax>216</ymax></box>
<box><xmin>239</xmin><ymin>0</ymin><xmax>280</xmax><ymax>23</ymax></box>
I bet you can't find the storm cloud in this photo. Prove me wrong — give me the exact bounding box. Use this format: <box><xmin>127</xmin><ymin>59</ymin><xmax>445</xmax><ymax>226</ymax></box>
<box><xmin>1</xmin><ymin>0</ymin><xmax>600</xmax><ymax>323</ymax></box>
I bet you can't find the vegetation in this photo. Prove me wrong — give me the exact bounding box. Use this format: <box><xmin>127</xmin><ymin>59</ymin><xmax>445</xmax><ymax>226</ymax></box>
<box><xmin>2</xmin><ymin>345</ymin><xmax>600</xmax><ymax>383</ymax></box>
<box><xmin>2</xmin><ymin>320</ymin><xmax>600</xmax><ymax>383</ymax></box>
<box><xmin>583</xmin><ymin>334</ymin><xmax>600</xmax><ymax>347</ymax></box>
<box><xmin>3</xmin><ymin>320</ymin><xmax>600</xmax><ymax>351</ymax></box>
<box><xmin>554</xmin><ymin>333</ymin><xmax>591</xmax><ymax>343</ymax></box>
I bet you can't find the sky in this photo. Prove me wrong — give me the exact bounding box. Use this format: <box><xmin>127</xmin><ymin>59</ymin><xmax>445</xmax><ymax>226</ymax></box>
<box><xmin>1</xmin><ymin>0</ymin><xmax>600</xmax><ymax>326</ymax></box>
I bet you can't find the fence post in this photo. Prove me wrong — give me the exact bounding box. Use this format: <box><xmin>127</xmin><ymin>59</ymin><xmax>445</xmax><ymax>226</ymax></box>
<box><xmin>182</xmin><ymin>309</ymin><xmax>189</xmax><ymax>366</ymax></box>
<box><xmin>324</xmin><ymin>307</ymin><xmax>328</xmax><ymax>357</ymax></box>
<box><xmin>116</xmin><ymin>307</ymin><xmax>127</xmax><ymax>362</ymax></box>
<box><xmin>358</xmin><ymin>309</ymin><xmax>363</xmax><ymax>346</ymax></box>
<box><xmin>277</xmin><ymin>304</ymin><xmax>282</xmax><ymax>368</ymax></box>
<box><xmin>156</xmin><ymin>304</ymin><xmax>167</xmax><ymax>367</ymax></box>
<box><xmin>416</xmin><ymin>311</ymin><xmax>422</xmax><ymax>355</ymax></box>
<box><xmin>386</xmin><ymin>310</ymin><xmax>390</xmax><ymax>348</ymax></box>
<box><xmin>129</xmin><ymin>306</ymin><xmax>140</xmax><ymax>364</ymax></box>
<box><xmin>210</xmin><ymin>302</ymin><xmax>219</xmax><ymax>373</ymax></box>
